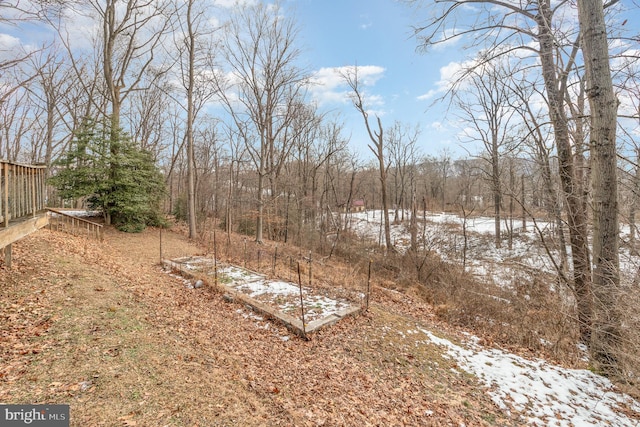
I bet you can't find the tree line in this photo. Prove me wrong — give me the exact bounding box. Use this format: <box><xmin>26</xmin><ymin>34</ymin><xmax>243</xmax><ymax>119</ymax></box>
<box><xmin>1</xmin><ymin>0</ymin><xmax>639</xmax><ymax>379</ymax></box>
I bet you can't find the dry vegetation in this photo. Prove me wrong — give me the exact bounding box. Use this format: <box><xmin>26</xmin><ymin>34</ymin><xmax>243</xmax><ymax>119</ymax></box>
<box><xmin>167</xmin><ymin>217</ymin><xmax>630</xmax><ymax>373</ymax></box>
<box><xmin>0</xmin><ymin>223</ymin><xmax>527</xmax><ymax>426</ymax></box>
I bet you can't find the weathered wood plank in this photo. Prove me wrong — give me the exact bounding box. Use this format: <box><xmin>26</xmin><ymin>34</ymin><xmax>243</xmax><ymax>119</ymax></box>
<box><xmin>162</xmin><ymin>258</ymin><xmax>360</xmax><ymax>337</ymax></box>
<box><xmin>0</xmin><ymin>214</ymin><xmax>49</xmax><ymax>250</ymax></box>
<box><xmin>47</xmin><ymin>208</ymin><xmax>104</xmax><ymax>241</ymax></box>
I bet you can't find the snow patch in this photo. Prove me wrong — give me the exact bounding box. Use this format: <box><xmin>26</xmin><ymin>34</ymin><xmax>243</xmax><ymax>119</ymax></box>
<box><xmin>418</xmin><ymin>327</ymin><xmax>640</xmax><ymax>426</ymax></box>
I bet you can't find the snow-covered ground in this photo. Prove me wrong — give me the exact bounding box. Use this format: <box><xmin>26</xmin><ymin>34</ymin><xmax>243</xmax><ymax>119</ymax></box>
<box><xmin>343</xmin><ymin>210</ymin><xmax>559</xmax><ymax>288</ymax></box>
<box><xmin>164</xmin><ymin>212</ymin><xmax>640</xmax><ymax>425</ymax></box>
<box><xmin>343</xmin><ymin>210</ymin><xmax>640</xmax><ymax>289</ymax></box>
<box><xmin>49</xmin><ymin>209</ymin><xmax>102</xmax><ymax>218</ymax></box>
<box><xmin>420</xmin><ymin>328</ymin><xmax>640</xmax><ymax>426</ymax></box>
<box><xmin>342</xmin><ymin>209</ymin><xmax>640</xmax><ymax>426</ymax></box>
<box><xmin>231</xmin><ymin>290</ymin><xmax>640</xmax><ymax>426</ymax></box>
<box><xmin>167</xmin><ymin>258</ymin><xmax>356</xmax><ymax>323</ymax></box>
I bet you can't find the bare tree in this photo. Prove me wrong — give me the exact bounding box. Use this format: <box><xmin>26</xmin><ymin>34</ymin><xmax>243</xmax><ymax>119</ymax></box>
<box><xmin>409</xmin><ymin>0</ymin><xmax>636</xmax><ymax>374</ymax></box>
<box><xmin>0</xmin><ymin>86</ymin><xmax>31</xmax><ymax>161</ymax></box>
<box><xmin>342</xmin><ymin>66</ymin><xmax>394</xmax><ymax>253</ymax></box>
<box><xmin>172</xmin><ymin>0</ymin><xmax>219</xmax><ymax>239</ymax></box>
<box><xmin>53</xmin><ymin>0</ymin><xmax>172</xmax><ymax>223</ymax></box>
<box><xmin>221</xmin><ymin>123</ymin><xmax>249</xmax><ymax>242</ymax></box>
<box><xmin>215</xmin><ymin>2</ymin><xmax>309</xmax><ymax>243</ymax></box>
<box><xmin>387</xmin><ymin>121</ymin><xmax>421</xmax><ymax>224</ymax></box>
<box><xmin>454</xmin><ymin>61</ymin><xmax>522</xmax><ymax>248</ymax></box>
<box><xmin>410</xmin><ymin>0</ymin><xmax>594</xmax><ymax>348</ymax></box>
<box><xmin>578</xmin><ymin>0</ymin><xmax>621</xmax><ymax>377</ymax></box>
<box><xmin>25</xmin><ymin>47</ymin><xmax>81</xmax><ymax>172</ymax></box>
<box><xmin>126</xmin><ymin>76</ymin><xmax>172</xmax><ymax>160</ymax></box>
<box><xmin>92</xmin><ymin>0</ymin><xmax>171</xmax><ymax>135</ymax></box>
<box><xmin>437</xmin><ymin>149</ymin><xmax>452</xmax><ymax>212</ymax></box>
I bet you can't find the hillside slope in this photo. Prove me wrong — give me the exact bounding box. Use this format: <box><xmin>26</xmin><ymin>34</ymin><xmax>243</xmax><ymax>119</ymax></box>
<box><xmin>0</xmin><ymin>225</ymin><xmax>632</xmax><ymax>426</ymax></box>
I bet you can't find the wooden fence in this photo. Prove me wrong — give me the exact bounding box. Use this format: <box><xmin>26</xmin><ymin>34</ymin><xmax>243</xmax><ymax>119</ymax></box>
<box><xmin>1</xmin><ymin>160</ymin><xmax>47</xmax><ymax>227</ymax></box>
<box><xmin>47</xmin><ymin>208</ymin><xmax>103</xmax><ymax>241</ymax></box>
<box><xmin>0</xmin><ymin>161</ymin><xmax>48</xmax><ymax>267</ymax></box>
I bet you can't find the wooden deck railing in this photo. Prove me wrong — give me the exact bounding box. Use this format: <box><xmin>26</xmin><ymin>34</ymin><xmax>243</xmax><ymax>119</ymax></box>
<box><xmin>1</xmin><ymin>160</ymin><xmax>47</xmax><ymax>227</ymax></box>
<box><xmin>47</xmin><ymin>208</ymin><xmax>103</xmax><ymax>241</ymax></box>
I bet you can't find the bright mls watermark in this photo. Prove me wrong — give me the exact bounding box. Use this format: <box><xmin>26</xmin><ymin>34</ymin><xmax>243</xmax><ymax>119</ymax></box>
<box><xmin>0</xmin><ymin>405</ymin><xmax>69</xmax><ymax>426</ymax></box>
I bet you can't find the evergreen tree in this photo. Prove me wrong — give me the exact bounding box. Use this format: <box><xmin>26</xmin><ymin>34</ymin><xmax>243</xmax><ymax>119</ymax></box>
<box><xmin>50</xmin><ymin>118</ymin><xmax>165</xmax><ymax>232</ymax></box>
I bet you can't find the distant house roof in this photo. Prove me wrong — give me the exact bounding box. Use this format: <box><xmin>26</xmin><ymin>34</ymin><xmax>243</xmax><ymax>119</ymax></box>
<box><xmin>352</xmin><ymin>199</ymin><xmax>365</xmax><ymax>207</ymax></box>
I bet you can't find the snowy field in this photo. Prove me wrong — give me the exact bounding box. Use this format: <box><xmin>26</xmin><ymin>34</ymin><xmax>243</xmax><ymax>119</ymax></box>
<box><xmin>341</xmin><ymin>209</ymin><xmax>640</xmax><ymax>426</ymax></box>
<box><xmin>421</xmin><ymin>328</ymin><xmax>640</xmax><ymax>426</ymax></box>
<box><xmin>166</xmin><ymin>258</ymin><xmax>356</xmax><ymax>324</ymax></box>
<box><xmin>344</xmin><ymin>210</ymin><xmax>558</xmax><ymax>287</ymax></box>
<box><xmin>343</xmin><ymin>210</ymin><xmax>640</xmax><ymax>289</ymax></box>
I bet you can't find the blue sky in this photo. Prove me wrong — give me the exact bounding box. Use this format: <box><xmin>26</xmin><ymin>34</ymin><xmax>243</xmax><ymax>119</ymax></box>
<box><xmin>289</xmin><ymin>0</ymin><xmax>456</xmax><ymax>158</ymax></box>
<box><xmin>284</xmin><ymin>0</ymin><xmax>640</xmax><ymax>161</ymax></box>
<box><xmin>2</xmin><ymin>0</ymin><xmax>639</xmax><ymax>162</ymax></box>
<box><xmin>0</xmin><ymin>0</ymin><xmax>451</xmax><ymax>159</ymax></box>
<box><xmin>1</xmin><ymin>0</ymin><xmax>452</xmax><ymax>159</ymax></box>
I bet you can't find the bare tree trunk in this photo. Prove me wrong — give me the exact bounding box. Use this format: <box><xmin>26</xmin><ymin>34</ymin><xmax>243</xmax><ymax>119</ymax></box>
<box><xmin>578</xmin><ymin>0</ymin><xmax>621</xmax><ymax>377</ymax></box>
<box><xmin>508</xmin><ymin>159</ymin><xmax>514</xmax><ymax>251</ymax></box>
<box><xmin>256</xmin><ymin>166</ymin><xmax>265</xmax><ymax>243</ymax></box>
<box><xmin>186</xmin><ymin>0</ymin><xmax>198</xmax><ymax>239</ymax></box>
<box><xmin>629</xmin><ymin>150</ymin><xmax>640</xmax><ymax>251</ymax></box>
<box><xmin>492</xmin><ymin>150</ymin><xmax>501</xmax><ymax>249</ymax></box>
<box><xmin>538</xmin><ymin>0</ymin><xmax>592</xmax><ymax>344</ymax></box>
<box><xmin>343</xmin><ymin>67</ymin><xmax>394</xmax><ymax>252</ymax></box>
<box><xmin>410</xmin><ymin>185</ymin><xmax>418</xmax><ymax>253</ymax></box>
<box><xmin>521</xmin><ymin>174</ymin><xmax>526</xmax><ymax>232</ymax></box>
<box><xmin>375</xmin><ymin>121</ymin><xmax>394</xmax><ymax>253</ymax></box>
<box><xmin>226</xmin><ymin>161</ymin><xmax>233</xmax><ymax>241</ymax></box>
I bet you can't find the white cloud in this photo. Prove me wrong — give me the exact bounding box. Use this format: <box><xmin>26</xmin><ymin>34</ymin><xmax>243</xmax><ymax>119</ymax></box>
<box><xmin>430</xmin><ymin>121</ymin><xmax>443</xmax><ymax>131</ymax></box>
<box><xmin>59</xmin><ymin>6</ymin><xmax>100</xmax><ymax>51</ymax></box>
<box><xmin>308</xmin><ymin>65</ymin><xmax>386</xmax><ymax>106</ymax></box>
<box><xmin>417</xmin><ymin>89</ymin><xmax>437</xmax><ymax>101</ymax></box>
<box><xmin>0</xmin><ymin>33</ymin><xmax>21</xmax><ymax>50</ymax></box>
<box><xmin>432</xmin><ymin>28</ymin><xmax>462</xmax><ymax>51</ymax></box>
<box><xmin>0</xmin><ymin>32</ymin><xmax>41</xmax><ymax>63</ymax></box>
<box><xmin>212</xmin><ymin>0</ymin><xmax>257</xmax><ymax>9</ymax></box>
<box><xmin>438</xmin><ymin>60</ymin><xmax>470</xmax><ymax>84</ymax></box>
<box><xmin>365</xmin><ymin>108</ymin><xmax>387</xmax><ymax>118</ymax></box>
<box><xmin>364</xmin><ymin>93</ymin><xmax>385</xmax><ymax>107</ymax></box>
<box><xmin>0</xmin><ymin>33</ymin><xmax>22</xmax><ymax>61</ymax></box>
<box><xmin>417</xmin><ymin>59</ymin><xmax>473</xmax><ymax>102</ymax></box>
<box><xmin>310</xmin><ymin>67</ymin><xmax>347</xmax><ymax>91</ymax></box>
<box><xmin>356</xmin><ymin>65</ymin><xmax>386</xmax><ymax>86</ymax></box>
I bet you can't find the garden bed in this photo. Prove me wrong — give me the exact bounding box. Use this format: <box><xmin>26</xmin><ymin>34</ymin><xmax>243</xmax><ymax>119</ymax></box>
<box><xmin>162</xmin><ymin>256</ymin><xmax>361</xmax><ymax>336</ymax></box>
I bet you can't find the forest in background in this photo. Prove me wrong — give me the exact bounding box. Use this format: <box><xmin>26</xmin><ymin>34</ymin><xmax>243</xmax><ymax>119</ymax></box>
<box><xmin>1</xmin><ymin>0</ymin><xmax>640</xmax><ymax>383</ymax></box>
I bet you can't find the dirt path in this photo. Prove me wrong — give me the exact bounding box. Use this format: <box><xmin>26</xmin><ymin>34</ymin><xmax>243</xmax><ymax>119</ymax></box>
<box><xmin>0</xmin><ymin>226</ymin><xmax>515</xmax><ymax>426</ymax></box>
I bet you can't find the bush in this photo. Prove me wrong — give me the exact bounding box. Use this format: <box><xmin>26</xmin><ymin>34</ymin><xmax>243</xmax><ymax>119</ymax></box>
<box><xmin>237</xmin><ymin>217</ymin><xmax>256</xmax><ymax>236</ymax></box>
<box><xmin>172</xmin><ymin>194</ymin><xmax>188</xmax><ymax>222</ymax></box>
<box><xmin>49</xmin><ymin>117</ymin><xmax>166</xmax><ymax>233</ymax></box>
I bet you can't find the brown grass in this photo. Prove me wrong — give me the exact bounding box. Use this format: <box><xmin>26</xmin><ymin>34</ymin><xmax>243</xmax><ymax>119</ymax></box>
<box><xmin>0</xmin><ymin>225</ymin><xmax>521</xmax><ymax>426</ymax></box>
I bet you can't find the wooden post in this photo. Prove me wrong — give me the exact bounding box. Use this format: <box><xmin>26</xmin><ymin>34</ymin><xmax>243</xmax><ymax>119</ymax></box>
<box><xmin>289</xmin><ymin>256</ymin><xmax>292</xmax><ymax>282</ymax></box>
<box><xmin>297</xmin><ymin>261</ymin><xmax>307</xmax><ymax>339</ymax></box>
<box><xmin>4</xmin><ymin>244</ymin><xmax>11</xmax><ymax>269</ymax></box>
<box><xmin>308</xmin><ymin>250</ymin><xmax>312</xmax><ymax>288</ymax></box>
<box><xmin>272</xmin><ymin>245</ymin><xmax>277</xmax><ymax>276</ymax></box>
<box><xmin>213</xmin><ymin>227</ymin><xmax>218</xmax><ymax>285</ymax></box>
<box><xmin>31</xmin><ymin>169</ymin><xmax>36</xmax><ymax>217</ymax></box>
<box><xmin>366</xmin><ymin>259</ymin><xmax>372</xmax><ymax>311</ymax></box>
<box><xmin>159</xmin><ymin>226</ymin><xmax>163</xmax><ymax>263</ymax></box>
<box><xmin>4</xmin><ymin>163</ymin><xmax>9</xmax><ymax>227</ymax></box>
